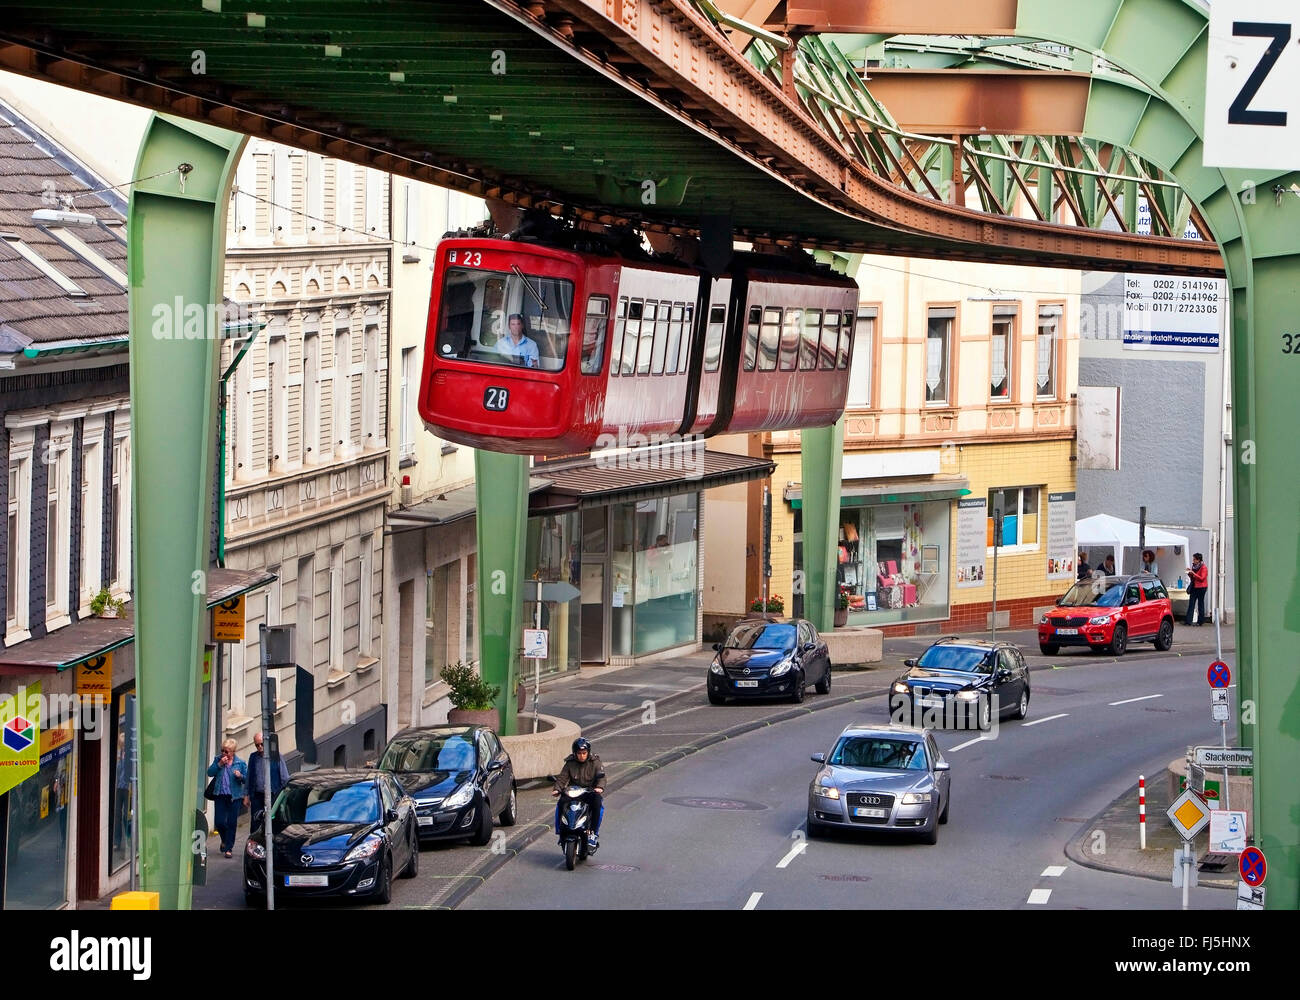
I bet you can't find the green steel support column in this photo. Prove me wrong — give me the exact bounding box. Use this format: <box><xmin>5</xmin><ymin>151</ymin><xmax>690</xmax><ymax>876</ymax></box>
<box><xmin>128</xmin><ymin>115</ymin><xmax>246</xmax><ymax>909</ymax></box>
<box><xmin>800</xmin><ymin>420</ymin><xmax>845</xmax><ymax>633</ymax></box>
<box><xmin>475</xmin><ymin>451</ymin><xmax>528</xmax><ymax>736</ymax></box>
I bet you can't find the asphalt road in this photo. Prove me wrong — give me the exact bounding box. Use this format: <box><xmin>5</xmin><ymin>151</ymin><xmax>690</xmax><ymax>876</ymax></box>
<box><xmin>461</xmin><ymin>648</ymin><xmax>1232</xmax><ymax>910</ymax></box>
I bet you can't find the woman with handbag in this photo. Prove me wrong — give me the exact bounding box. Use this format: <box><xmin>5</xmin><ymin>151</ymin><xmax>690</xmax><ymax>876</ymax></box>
<box><xmin>206</xmin><ymin>738</ymin><xmax>247</xmax><ymax>858</ymax></box>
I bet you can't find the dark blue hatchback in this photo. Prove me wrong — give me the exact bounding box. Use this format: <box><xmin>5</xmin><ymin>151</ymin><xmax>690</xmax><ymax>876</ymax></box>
<box><xmin>708</xmin><ymin>618</ymin><xmax>832</xmax><ymax>704</ymax></box>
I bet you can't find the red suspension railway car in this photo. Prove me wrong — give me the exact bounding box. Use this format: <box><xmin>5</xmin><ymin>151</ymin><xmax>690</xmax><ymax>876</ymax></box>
<box><xmin>417</xmin><ymin>234</ymin><xmax>857</xmax><ymax>456</ymax></box>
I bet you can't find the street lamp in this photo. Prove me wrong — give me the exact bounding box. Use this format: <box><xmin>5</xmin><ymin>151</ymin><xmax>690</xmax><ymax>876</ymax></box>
<box><xmin>30</xmin><ymin>208</ymin><xmax>98</xmax><ymax>227</ymax></box>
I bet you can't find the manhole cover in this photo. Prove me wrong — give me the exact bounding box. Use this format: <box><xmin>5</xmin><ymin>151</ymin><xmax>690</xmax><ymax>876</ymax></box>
<box><xmin>818</xmin><ymin>873</ymin><xmax>872</xmax><ymax>883</ymax></box>
<box><xmin>589</xmin><ymin>863</ymin><xmax>640</xmax><ymax>872</ymax></box>
<box><xmin>987</xmin><ymin>774</ymin><xmax>1027</xmax><ymax>781</ymax></box>
<box><xmin>663</xmin><ymin>796</ymin><xmax>768</xmax><ymax>811</ymax></box>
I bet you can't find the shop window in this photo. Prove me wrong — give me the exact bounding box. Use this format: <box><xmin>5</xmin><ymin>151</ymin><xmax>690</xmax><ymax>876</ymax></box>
<box><xmin>926</xmin><ymin>308</ymin><xmax>953</xmax><ymax>405</ymax></box>
<box><xmin>987</xmin><ymin>486</ymin><xmax>1040</xmax><ymax>547</ymax></box>
<box><xmin>4</xmin><ymin>722</ymin><xmax>74</xmax><ymax>908</ymax></box>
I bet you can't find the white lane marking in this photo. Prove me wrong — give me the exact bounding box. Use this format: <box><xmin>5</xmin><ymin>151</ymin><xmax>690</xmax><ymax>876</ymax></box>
<box><xmin>948</xmin><ymin>735</ymin><xmax>992</xmax><ymax>753</ymax></box>
<box><xmin>1022</xmin><ymin>713</ymin><xmax>1069</xmax><ymax>727</ymax></box>
<box><xmin>743</xmin><ymin>891</ymin><xmax>763</xmax><ymax>910</ymax></box>
<box><xmin>600</xmin><ymin>700</ymin><xmax>707</xmax><ymax>738</ymax></box>
<box><xmin>776</xmin><ymin>841</ymin><xmax>807</xmax><ymax>869</ymax></box>
<box><xmin>1108</xmin><ymin>694</ymin><xmax>1164</xmax><ymax>706</ymax></box>
<box><xmin>1041</xmin><ymin>865</ymin><xmax>1067</xmax><ymax>878</ymax></box>
<box><xmin>1027</xmin><ymin>889</ymin><xmax>1053</xmax><ymax>905</ymax></box>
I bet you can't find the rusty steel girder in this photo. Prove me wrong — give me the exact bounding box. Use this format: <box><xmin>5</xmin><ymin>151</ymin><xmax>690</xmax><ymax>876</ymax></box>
<box><xmin>518</xmin><ymin>0</ymin><xmax>1222</xmax><ymax>273</ymax></box>
<box><xmin>859</xmin><ymin>70</ymin><xmax>1091</xmax><ymax>137</ymax></box>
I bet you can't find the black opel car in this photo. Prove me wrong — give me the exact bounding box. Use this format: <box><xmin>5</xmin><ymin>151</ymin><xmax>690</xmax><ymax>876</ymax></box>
<box><xmin>888</xmin><ymin>637</ymin><xmax>1031</xmax><ymax>729</ymax></box>
<box><xmin>708</xmin><ymin>618</ymin><xmax>832</xmax><ymax>704</ymax></box>
<box><xmin>243</xmin><ymin>769</ymin><xmax>418</xmax><ymax>907</ymax></box>
<box><xmin>375</xmin><ymin>725</ymin><xmax>517</xmax><ymax>845</ymax></box>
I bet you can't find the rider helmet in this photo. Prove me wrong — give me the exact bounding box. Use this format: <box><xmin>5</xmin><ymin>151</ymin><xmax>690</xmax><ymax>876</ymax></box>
<box><xmin>572</xmin><ymin>738</ymin><xmax>591</xmax><ymax>755</ymax></box>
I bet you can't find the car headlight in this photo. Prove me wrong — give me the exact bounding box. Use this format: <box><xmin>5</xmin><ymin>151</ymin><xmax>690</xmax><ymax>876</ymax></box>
<box><xmin>710</xmin><ymin>660</ymin><xmax>724</xmax><ymax>675</ymax></box>
<box><xmin>892</xmin><ymin>681</ymin><xmax>909</xmax><ymax>694</ymax></box>
<box><xmin>769</xmin><ymin>657</ymin><xmax>793</xmax><ymax>677</ymax></box>
<box><xmin>901</xmin><ymin>792</ymin><xmax>932</xmax><ymax>804</ymax></box>
<box><xmin>245</xmin><ymin>839</ymin><xmax>265</xmax><ymax>860</ymax></box>
<box><xmin>344</xmin><ymin>835</ymin><xmax>383</xmax><ymax>862</ymax></box>
<box><xmin>956</xmin><ymin>690</ymin><xmax>980</xmax><ymax>701</ymax></box>
<box><xmin>444</xmin><ymin>782</ymin><xmax>476</xmax><ymax>809</ymax></box>
<box><xmin>815</xmin><ymin>785</ymin><xmax>840</xmax><ymax>799</ymax></box>
<box><xmin>1089</xmin><ymin>615</ymin><xmax>1113</xmax><ymax>625</ymax></box>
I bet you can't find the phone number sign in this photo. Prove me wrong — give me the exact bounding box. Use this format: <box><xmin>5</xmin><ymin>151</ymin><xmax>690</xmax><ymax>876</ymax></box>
<box><xmin>1205</xmin><ymin>2</ymin><xmax>1300</xmax><ymax>170</ymax></box>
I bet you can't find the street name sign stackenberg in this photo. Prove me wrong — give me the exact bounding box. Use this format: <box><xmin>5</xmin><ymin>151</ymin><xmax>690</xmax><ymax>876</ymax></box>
<box><xmin>1193</xmin><ymin>746</ymin><xmax>1254</xmax><ymax>768</ymax></box>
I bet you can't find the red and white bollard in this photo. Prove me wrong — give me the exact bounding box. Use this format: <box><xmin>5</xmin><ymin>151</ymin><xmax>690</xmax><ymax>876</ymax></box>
<box><xmin>1139</xmin><ymin>775</ymin><xmax>1146</xmax><ymax>850</ymax></box>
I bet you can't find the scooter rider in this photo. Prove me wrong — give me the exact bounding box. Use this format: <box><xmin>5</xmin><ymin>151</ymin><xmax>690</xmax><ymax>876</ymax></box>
<box><xmin>552</xmin><ymin>737</ymin><xmax>605</xmax><ymax>847</ymax></box>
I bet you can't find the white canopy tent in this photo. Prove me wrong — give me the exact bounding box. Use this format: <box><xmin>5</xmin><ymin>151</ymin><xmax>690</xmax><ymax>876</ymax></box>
<box><xmin>1074</xmin><ymin>514</ymin><xmax>1191</xmax><ymax>580</ymax></box>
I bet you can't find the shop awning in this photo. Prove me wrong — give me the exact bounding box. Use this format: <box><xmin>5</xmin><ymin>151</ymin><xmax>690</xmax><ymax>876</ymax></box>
<box><xmin>784</xmin><ymin>475</ymin><xmax>971</xmax><ymax>509</ymax></box>
<box><xmin>0</xmin><ymin>567</ymin><xmax>276</xmax><ymax>674</ymax></box>
<box><xmin>385</xmin><ymin>478</ymin><xmax>553</xmax><ymax>535</ymax></box>
<box><xmin>529</xmin><ymin>445</ymin><xmax>774</xmax><ymax>512</ymax></box>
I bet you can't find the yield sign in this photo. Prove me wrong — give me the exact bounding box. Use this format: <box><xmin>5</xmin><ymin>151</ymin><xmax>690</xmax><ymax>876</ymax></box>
<box><xmin>1240</xmin><ymin>847</ymin><xmax>1267</xmax><ymax>887</ymax></box>
<box><xmin>1207</xmin><ymin>661</ymin><xmax>1231</xmax><ymax>688</ymax></box>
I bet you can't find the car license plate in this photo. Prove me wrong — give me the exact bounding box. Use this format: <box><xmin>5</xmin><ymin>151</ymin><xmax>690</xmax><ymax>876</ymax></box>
<box><xmin>919</xmin><ymin>697</ymin><xmax>945</xmax><ymax>709</ymax></box>
<box><xmin>854</xmin><ymin>807</ymin><xmax>888</xmax><ymax>818</ymax></box>
<box><xmin>735</xmin><ymin>680</ymin><xmax>759</xmax><ymax>688</ymax></box>
<box><xmin>285</xmin><ymin>874</ymin><xmax>328</xmax><ymax>887</ymax></box>
<box><xmin>1056</xmin><ymin>628</ymin><xmax>1078</xmax><ymax>635</ymax></box>
<box><xmin>417</xmin><ymin>815</ymin><xmax>434</xmax><ymax>827</ymax></box>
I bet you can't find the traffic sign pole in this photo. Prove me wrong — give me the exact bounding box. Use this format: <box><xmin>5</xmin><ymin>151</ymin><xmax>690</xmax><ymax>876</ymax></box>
<box><xmin>1207</xmin><ymin>660</ymin><xmax>1233</xmax><ymax>811</ymax></box>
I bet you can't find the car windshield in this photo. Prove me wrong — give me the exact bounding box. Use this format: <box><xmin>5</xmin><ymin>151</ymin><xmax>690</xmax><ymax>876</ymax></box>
<box><xmin>378</xmin><ymin>733</ymin><xmax>477</xmax><ymax>773</ymax></box>
<box><xmin>435</xmin><ymin>265</ymin><xmax>574</xmax><ymax>372</ymax></box>
<box><xmin>830</xmin><ymin>737</ymin><xmax>928</xmax><ymax>770</ymax></box>
<box><xmin>273</xmin><ymin>780</ymin><xmax>380</xmax><ymax>825</ymax></box>
<box><xmin>1060</xmin><ymin>579</ymin><xmax>1126</xmax><ymax>607</ymax></box>
<box><xmin>916</xmin><ymin>645</ymin><xmax>993</xmax><ymax>673</ymax></box>
<box><xmin>726</xmin><ymin>623</ymin><xmax>796</xmax><ymax>652</ymax></box>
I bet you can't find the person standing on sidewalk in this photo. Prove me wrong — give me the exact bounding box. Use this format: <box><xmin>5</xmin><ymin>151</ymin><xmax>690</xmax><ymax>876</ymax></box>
<box><xmin>1184</xmin><ymin>553</ymin><xmax>1209</xmax><ymax>626</ymax></box>
<box><xmin>207</xmin><ymin>738</ymin><xmax>246</xmax><ymax>858</ymax></box>
<box><xmin>244</xmin><ymin>732</ymin><xmax>288</xmax><ymax>821</ymax></box>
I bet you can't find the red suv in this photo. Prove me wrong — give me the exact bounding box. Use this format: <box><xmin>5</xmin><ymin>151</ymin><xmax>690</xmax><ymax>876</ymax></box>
<box><xmin>1038</xmin><ymin>574</ymin><xmax>1175</xmax><ymax>656</ymax></box>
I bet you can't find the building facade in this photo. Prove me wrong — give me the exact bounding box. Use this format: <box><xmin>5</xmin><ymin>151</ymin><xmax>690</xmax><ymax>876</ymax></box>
<box><xmin>768</xmin><ymin>254</ymin><xmax>1081</xmax><ymax>634</ymax></box>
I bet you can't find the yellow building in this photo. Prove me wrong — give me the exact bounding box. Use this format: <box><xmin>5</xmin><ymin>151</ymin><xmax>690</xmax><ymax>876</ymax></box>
<box><xmin>768</xmin><ymin>255</ymin><xmax>1080</xmax><ymax>635</ymax></box>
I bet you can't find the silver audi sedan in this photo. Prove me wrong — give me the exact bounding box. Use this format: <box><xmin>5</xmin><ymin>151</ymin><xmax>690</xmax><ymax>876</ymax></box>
<box><xmin>806</xmin><ymin>724</ymin><xmax>951</xmax><ymax>844</ymax></box>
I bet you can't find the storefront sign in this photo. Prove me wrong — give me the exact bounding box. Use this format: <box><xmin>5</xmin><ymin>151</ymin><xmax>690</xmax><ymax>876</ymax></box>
<box><xmin>955</xmin><ymin>498</ymin><xmax>986</xmax><ymax>588</ymax></box>
<box><xmin>212</xmin><ymin>594</ymin><xmax>245</xmax><ymax>643</ymax></box>
<box><xmin>0</xmin><ymin>681</ymin><xmax>42</xmax><ymax>796</ymax></box>
<box><xmin>1046</xmin><ymin>493</ymin><xmax>1076</xmax><ymax>580</ymax></box>
<box><xmin>1122</xmin><ymin>273</ymin><xmax>1224</xmax><ymax>352</ymax></box>
<box><xmin>76</xmin><ymin>652</ymin><xmax>113</xmax><ymax>701</ymax></box>
<box><xmin>40</xmin><ymin>720</ymin><xmax>75</xmax><ymax>766</ymax></box>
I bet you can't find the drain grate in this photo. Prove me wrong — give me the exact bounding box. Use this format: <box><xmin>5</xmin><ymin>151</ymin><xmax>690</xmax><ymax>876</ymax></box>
<box><xmin>1143</xmin><ymin>706</ymin><xmax>1176</xmax><ymax>713</ymax></box>
<box><xmin>818</xmin><ymin>873</ymin><xmax>872</xmax><ymax>882</ymax></box>
<box><xmin>589</xmin><ymin>863</ymin><xmax>640</xmax><ymax>872</ymax></box>
<box><xmin>987</xmin><ymin>774</ymin><xmax>1027</xmax><ymax>781</ymax></box>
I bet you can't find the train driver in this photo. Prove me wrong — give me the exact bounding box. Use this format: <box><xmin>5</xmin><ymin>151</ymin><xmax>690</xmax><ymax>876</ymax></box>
<box><xmin>496</xmin><ymin>313</ymin><xmax>540</xmax><ymax>368</ymax></box>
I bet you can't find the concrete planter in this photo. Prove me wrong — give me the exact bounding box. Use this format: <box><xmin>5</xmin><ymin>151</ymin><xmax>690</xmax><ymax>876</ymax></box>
<box><xmin>447</xmin><ymin>707</ymin><xmax>498</xmax><ymax>727</ymax></box>
<box><xmin>501</xmin><ymin>713</ymin><xmax>582</xmax><ymax>780</ymax></box>
<box><xmin>833</xmin><ymin>608</ymin><xmax>849</xmax><ymax>628</ymax></box>
<box><xmin>823</xmin><ymin>626</ymin><xmax>884</xmax><ymax>667</ymax></box>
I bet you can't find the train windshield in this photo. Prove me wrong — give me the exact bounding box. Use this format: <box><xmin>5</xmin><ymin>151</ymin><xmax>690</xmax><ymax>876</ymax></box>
<box><xmin>435</xmin><ymin>265</ymin><xmax>574</xmax><ymax>372</ymax></box>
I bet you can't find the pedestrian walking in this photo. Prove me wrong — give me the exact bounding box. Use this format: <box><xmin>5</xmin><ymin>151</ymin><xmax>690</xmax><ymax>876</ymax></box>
<box><xmin>207</xmin><ymin>738</ymin><xmax>246</xmax><ymax>857</ymax></box>
<box><xmin>244</xmin><ymin>731</ymin><xmax>289</xmax><ymax>821</ymax></box>
<box><xmin>1185</xmin><ymin>552</ymin><xmax>1209</xmax><ymax>626</ymax></box>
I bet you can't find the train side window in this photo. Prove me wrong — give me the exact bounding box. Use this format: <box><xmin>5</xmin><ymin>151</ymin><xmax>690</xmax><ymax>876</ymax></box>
<box><xmin>638</xmin><ymin>301</ymin><xmax>657</xmax><ymax>375</ymax></box>
<box><xmin>581</xmin><ymin>296</ymin><xmax>609</xmax><ymax>375</ymax></box>
<box><xmin>622</xmin><ymin>299</ymin><xmax>643</xmax><ymax>375</ymax></box>
<box><xmin>679</xmin><ymin>304</ymin><xmax>694</xmax><ymax>373</ymax></box>
<box><xmin>779</xmin><ymin>308</ymin><xmax>802</xmax><ymax>371</ymax></box>
<box><xmin>819</xmin><ymin>311</ymin><xmax>840</xmax><ymax>370</ymax></box>
<box><xmin>759</xmin><ymin>306</ymin><xmax>781</xmax><ymax>371</ymax></box>
<box><xmin>705</xmin><ymin>304</ymin><xmax>725</xmax><ymax>373</ymax></box>
<box><xmin>665</xmin><ymin>303</ymin><xmax>685</xmax><ymax>374</ymax></box>
<box><xmin>609</xmin><ymin>297</ymin><xmax>627</xmax><ymax>376</ymax></box>
<box><xmin>837</xmin><ymin>309</ymin><xmax>853</xmax><ymax>368</ymax></box>
<box><xmin>800</xmin><ymin>309</ymin><xmax>821</xmax><ymax>370</ymax></box>
<box><xmin>651</xmin><ymin>302</ymin><xmax>671</xmax><ymax>375</ymax></box>
<box><xmin>744</xmin><ymin>306</ymin><xmax>761</xmax><ymax>371</ymax></box>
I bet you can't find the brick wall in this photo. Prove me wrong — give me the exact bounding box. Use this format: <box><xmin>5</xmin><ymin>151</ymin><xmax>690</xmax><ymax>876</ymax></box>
<box><xmin>875</xmin><ymin>595</ymin><xmax>1057</xmax><ymax>637</ymax></box>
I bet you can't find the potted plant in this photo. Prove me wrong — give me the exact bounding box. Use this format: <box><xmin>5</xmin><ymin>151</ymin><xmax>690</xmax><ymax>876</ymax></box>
<box><xmin>834</xmin><ymin>586</ymin><xmax>851</xmax><ymax>628</ymax></box>
<box><xmin>90</xmin><ymin>586</ymin><xmax>126</xmax><ymax>619</ymax></box>
<box><xmin>749</xmin><ymin>594</ymin><xmax>785</xmax><ymax>615</ymax></box>
<box><xmin>440</xmin><ymin>661</ymin><xmax>501</xmax><ymax>726</ymax></box>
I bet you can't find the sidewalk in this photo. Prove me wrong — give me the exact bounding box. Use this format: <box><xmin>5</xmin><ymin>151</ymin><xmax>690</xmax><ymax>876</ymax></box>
<box><xmin>97</xmin><ymin>620</ymin><xmax>1236</xmax><ymax>908</ymax></box>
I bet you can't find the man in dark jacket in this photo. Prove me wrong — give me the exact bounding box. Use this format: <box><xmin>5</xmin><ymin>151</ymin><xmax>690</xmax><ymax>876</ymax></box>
<box><xmin>244</xmin><ymin>732</ymin><xmax>289</xmax><ymax>819</ymax></box>
<box><xmin>552</xmin><ymin>738</ymin><xmax>605</xmax><ymax>847</ymax></box>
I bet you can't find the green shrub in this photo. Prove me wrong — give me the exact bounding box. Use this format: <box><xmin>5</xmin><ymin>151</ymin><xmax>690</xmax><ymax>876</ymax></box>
<box><xmin>439</xmin><ymin>661</ymin><xmax>500</xmax><ymax>710</ymax></box>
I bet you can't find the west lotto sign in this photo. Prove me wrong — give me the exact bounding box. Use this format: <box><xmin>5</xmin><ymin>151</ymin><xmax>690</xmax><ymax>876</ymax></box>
<box><xmin>1205</xmin><ymin>2</ymin><xmax>1300</xmax><ymax>170</ymax></box>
